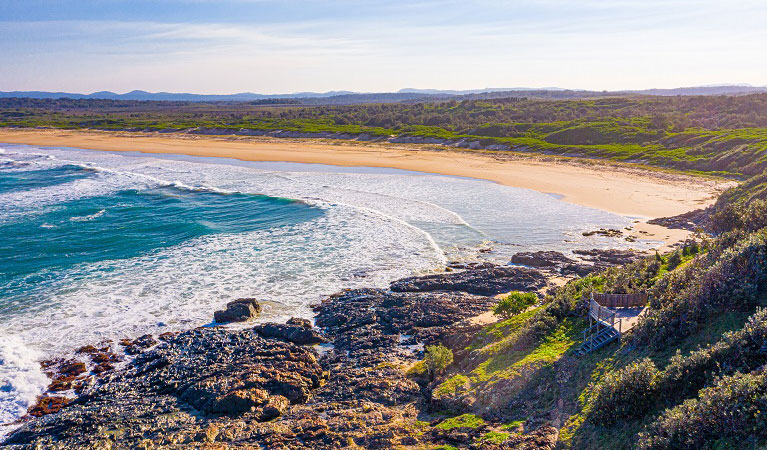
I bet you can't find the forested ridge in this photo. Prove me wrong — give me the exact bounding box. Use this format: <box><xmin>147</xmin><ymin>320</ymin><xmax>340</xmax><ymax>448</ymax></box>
<box><xmin>3</xmin><ymin>94</ymin><xmax>767</xmax><ymax>177</ymax></box>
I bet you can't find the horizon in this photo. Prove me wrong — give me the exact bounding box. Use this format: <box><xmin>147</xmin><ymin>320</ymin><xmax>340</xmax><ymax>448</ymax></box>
<box><xmin>1</xmin><ymin>0</ymin><xmax>766</xmax><ymax>94</ymax></box>
<box><xmin>3</xmin><ymin>83</ymin><xmax>767</xmax><ymax>97</ymax></box>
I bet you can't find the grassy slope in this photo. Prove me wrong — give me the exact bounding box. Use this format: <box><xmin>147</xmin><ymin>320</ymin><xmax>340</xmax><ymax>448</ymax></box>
<box><xmin>409</xmin><ymin>216</ymin><xmax>767</xmax><ymax>449</ymax></box>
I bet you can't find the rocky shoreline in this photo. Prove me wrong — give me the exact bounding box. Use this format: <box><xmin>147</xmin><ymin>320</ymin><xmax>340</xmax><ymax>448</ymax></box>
<box><xmin>4</xmin><ymin>250</ymin><xmax>643</xmax><ymax>449</ymax></box>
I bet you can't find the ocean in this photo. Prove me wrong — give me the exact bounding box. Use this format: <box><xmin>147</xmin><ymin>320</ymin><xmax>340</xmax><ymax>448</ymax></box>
<box><xmin>0</xmin><ymin>143</ymin><xmax>649</xmax><ymax>433</ymax></box>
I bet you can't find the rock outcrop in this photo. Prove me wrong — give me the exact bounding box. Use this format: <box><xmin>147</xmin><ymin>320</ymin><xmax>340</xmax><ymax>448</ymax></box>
<box><xmin>213</xmin><ymin>297</ymin><xmax>261</xmax><ymax>323</ymax></box>
<box><xmin>7</xmin><ymin>263</ymin><xmax>562</xmax><ymax>449</ymax></box>
<box><xmin>390</xmin><ymin>263</ymin><xmax>546</xmax><ymax>296</ymax></box>
<box><xmin>648</xmin><ymin>207</ymin><xmax>710</xmax><ymax>231</ymax></box>
<box><xmin>572</xmin><ymin>248</ymin><xmax>645</xmax><ymax>269</ymax></box>
<box><xmin>6</xmin><ymin>327</ymin><xmax>325</xmax><ymax>448</ymax></box>
<box><xmin>254</xmin><ymin>317</ymin><xmax>327</xmax><ymax>345</ymax></box>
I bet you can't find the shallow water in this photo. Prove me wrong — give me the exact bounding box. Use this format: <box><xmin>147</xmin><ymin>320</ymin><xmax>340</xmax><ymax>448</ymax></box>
<box><xmin>0</xmin><ymin>143</ymin><xmax>647</xmax><ymax>432</ymax></box>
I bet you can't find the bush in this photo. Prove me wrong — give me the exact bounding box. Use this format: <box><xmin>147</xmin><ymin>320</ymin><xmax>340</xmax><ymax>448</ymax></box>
<box><xmin>493</xmin><ymin>292</ymin><xmax>538</xmax><ymax>318</ymax></box>
<box><xmin>656</xmin><ymin>307</ymin><xmax>767</xmax><ymax>403</ymax></box>
<box><xmin>637</xmin><ymin>371</ymin><xmax>767</xmax><ymax>450</ymax></box>
<box><xmin>634</xmin><ymin>229</ymin><xmax>767</xmax><ymax>349</ymax></box>
<box><xmin>588</xmin><ymin>358</ymin><xmax>660</xmax><ymax>426</ymax></box>
<box><xmin>424</xmin><ymin>344</ymin><xmax>454</xmax><ymax>379</ymax></box>
<box><xmin>666</xmin><ymin>251</ymin><xmax>683</xmax><ymax>270</ymax></box>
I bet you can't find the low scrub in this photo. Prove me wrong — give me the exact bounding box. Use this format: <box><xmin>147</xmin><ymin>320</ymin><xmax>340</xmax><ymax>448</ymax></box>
<box><xmin>425</xmin><ymin>344</ymin><xmax>454</xmax><ymax>379</ymax></box>
<box><xmin>637</xmin><ymin>371</ymin><xmax>767</xmax><ymax>450</ymax></box>
<box><xmin>657</xmin><ymin>307</ymin><xmax>767</xmax><ymax>402</ymax></box>
<box><xmin>634</xmin><ymin>229</ymin><xmax>767</xmax><ymax>349</ymax></box>
<box><xmin>588</xmin><ymin>358</ymin><xmax>660</xmax><ymax>426</ymax></box>
<box><xmin>493</xmin><ymin>292</ymin><xmax>538</xmax><ymax>318</ymax></box>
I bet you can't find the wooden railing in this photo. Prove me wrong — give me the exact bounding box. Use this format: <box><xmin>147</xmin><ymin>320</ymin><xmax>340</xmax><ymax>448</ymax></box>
<box><xmin>592</xmin><ymin>292</ymin><xmax>647</xmax><ymax>308</ymax></box>
<box><xmin>581</xmin><ymin>292</ymin><xmax>649</xmax><ymax>353</ymax></box>
<box><xmin>589</xmin><ymin>297</ymin><xmax>621</xmax><ymax>333</ymax></box>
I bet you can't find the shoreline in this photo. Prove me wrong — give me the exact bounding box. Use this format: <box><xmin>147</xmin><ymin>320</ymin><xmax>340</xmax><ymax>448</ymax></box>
<box><xmin>0</xmin><ymin>128</ymin><xmax>734</xmax><ymax>250</ymax></box>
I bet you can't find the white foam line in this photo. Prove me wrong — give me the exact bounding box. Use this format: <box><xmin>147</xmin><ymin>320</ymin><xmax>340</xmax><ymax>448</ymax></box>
<box><xmin>277</xmin><ymin>171</ymin><xmax>482</xmax><ymax>230</ymax></box>
<box><xmin>313</xmin><ymin>198</ymin><xmax>448</xmax><ymax>266</ymax></box>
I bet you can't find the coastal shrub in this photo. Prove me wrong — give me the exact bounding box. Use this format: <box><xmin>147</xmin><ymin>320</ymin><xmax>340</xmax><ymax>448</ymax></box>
<box><xmin>656</xmin><ymin>307</ymin><xmax>767</xmax><ymax>403</ymax></box>
<box><xmin>711</xmin><ymin>172</ymin><xmax>767</xmax><ymax>234</ymax></box>
<box><xmin>493</xmin><ymin>292</ymin><xmax>538</xmax><ymax>318</ymax></box>
<box><xmin>665</xmin><ymin>251</ymin><xmax>683</xmax><ymax>270</ymax></box>
<box><xmin>710</xmin><ymin>198</ymin><xmax>767</xmax><ymax>234</ymax></box>
<box><xmin>588</xmin><ymin>310</ymin><xmax>767</xmax><ymax>430</ymax></box>
<box><xmin>545</xmin><ymin>274</ymin><xmax>605</xmax><ymax>318</ymax></box>
<box><xmin>588</xmin><ymin>358</ymin><xmax>660</xmax><ymax>426</ymax></box>
<box><xmin>425</xmin><ymin>344</ymin><xmax>454</xmax><ymax>379</ymax></box>
<box><xmin>634</xmin><ymin>229</ymin><xmax>767</xmax><ymax>349</ymax></box>
<box><xmin>636</xmin><ymin>371</ymin><xmax>767</xmax><ymax>450</ymax></box>
<box><xmin>601</xmin><ymin>256</ymin><xmax>661</xmax><ymax>294</ymax></box>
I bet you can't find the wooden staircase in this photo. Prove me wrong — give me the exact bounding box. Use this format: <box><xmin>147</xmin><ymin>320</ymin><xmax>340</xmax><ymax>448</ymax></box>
<box><xmin>579</xmin><ymin>292</ymin><xmax>647</xmax><ymax>355</ymax></box>
<box><xmin>579</xmin><ymin>325</ymin><xmax>620</xmax><ymax>354</ymax></box>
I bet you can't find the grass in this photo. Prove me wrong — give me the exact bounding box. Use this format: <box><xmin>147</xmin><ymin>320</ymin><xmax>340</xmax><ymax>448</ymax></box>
<box><xmin>433</xmin><ymin>313</ymin><xmax>584</xmax><ymax>411</ymax></box>
<box><xmin>434</xmin><ymin>413</ymin><xmax>486</xmax><ymax>430</ymax></box>
<box><xmin>478</xmin><ymin>431</ymin><xmax>511</xmax><ymax>444</ymax></box>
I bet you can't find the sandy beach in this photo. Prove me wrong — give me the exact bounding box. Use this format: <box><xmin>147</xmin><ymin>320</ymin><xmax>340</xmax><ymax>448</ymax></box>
<box><xmin>0</xmin><ymin>128</ymin><xmax>733</xmax><ymax>249</ymax></box>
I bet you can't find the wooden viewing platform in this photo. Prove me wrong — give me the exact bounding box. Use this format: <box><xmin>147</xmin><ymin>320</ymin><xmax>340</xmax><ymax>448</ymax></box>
<box><xmin>579</xmin><ymin>292</ymin><xmax>647</xmax><ymax>354</ymax></box>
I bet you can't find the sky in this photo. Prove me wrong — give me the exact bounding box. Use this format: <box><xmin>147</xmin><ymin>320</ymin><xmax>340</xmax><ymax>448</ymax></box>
<box><xmin>1</xmin><ymin>0</ymin><xmax>766</xmax><ymax>94</ymax></box>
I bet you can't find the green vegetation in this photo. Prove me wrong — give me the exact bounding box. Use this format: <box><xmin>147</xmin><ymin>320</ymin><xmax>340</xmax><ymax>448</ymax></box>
<box><xmin>424</xmin><ymin>344</ymin><xmax>454</xmax><ymax>379</ymax></box>
<box><xmin>478</xmin><ymin>431</ymin><xmax>511</xmax><ymax>444</ymax></box>
<box><xmin>434</xmin><ymin>413</ymin><xmax>485</xmax><ymax>430</ymax></box>
<box><xmin>492</xmin><ymin>291</ymin><xmax>538</xmax><ymax>318</ymax></box>
<box><xmin>418</xmin><ymin>176</ymin><xmax>767</xmax><ymax>449</ymax></box>
<box><xmin>4</xmin><ymin>94</ymin><xmax>767</xmax><ymax>177</ymax></box>
<box><xmin>636</xmin><ymin>371</ymin><xmax>767</xmax><ymax>450</ymax></box>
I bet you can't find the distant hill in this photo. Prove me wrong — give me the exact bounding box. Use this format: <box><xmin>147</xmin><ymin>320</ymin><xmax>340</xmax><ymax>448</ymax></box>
<box><xmin>1</xmin><ymin>85</ymin><xmax>766</xmax><ymax>104</ymax></box>
<box><xmin>625</xmin><ymin>85</ymin><xmax>767</xmax><ymax>96</ymax></box>
<box><xmin>397</xmin><ymin>87</ymin><xmax>567</xmax><ymax>95</ymax></box>
<box><xmin>0</xmin><ymin>89</ymin><xmax>358</xmax><ymax>102</ymax></box>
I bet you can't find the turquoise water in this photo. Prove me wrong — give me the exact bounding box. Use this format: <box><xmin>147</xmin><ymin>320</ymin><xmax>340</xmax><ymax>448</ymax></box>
<box><xmin>0</xmin><ymin>143</ymin><xmax>647</xmax><ymax>434</ymax></box>
<box><xmin>0</xmin><ymin>164</ymin><xmax>93</xmax><ymax>194</ymax></box>
<box><xmin>0</xmin><ymin>187</ymin><xmax>321</xmax><ymax>305</ymax></box>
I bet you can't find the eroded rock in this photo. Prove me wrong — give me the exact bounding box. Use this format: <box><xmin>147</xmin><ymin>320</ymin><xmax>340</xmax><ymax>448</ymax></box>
<box><xmin>390</xmin><ymin>264</ymin><xmax>546</xmax><ymax>296</ymax></box>
<box><xmin>254</xmin><ymin>318</ymin><xmax>327</xmax><ymax>345</ymax></box>
<box><xmin>214</xmin><ymin>297</ymin><xmax>261</xmax><ymax>323</ymax></box>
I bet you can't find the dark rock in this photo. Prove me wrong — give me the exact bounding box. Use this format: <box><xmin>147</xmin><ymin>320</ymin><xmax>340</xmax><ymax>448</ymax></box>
<box><xmin>254</xmin><ymin>318</ymin><xmax>327</xmax><ymax>345</ymax></box>
<box><xmin>119</xmin><ymin>333</ymin><xmax>158</xmax><ymax>355</ymax></box>
<box><xmin>510</xmin><ymin>250</ymin><xmax>576</xmax><ymax>268</ymax></box>
<box><xmin>214</xmin><ymin>297</ymin><xmax>262</xmax><ymax>323</ymax></box>
<box><xmin>582</xmin><ymin>228</ymin><xmax>623</xmax><ymax>237</ymax></box>
<box><xmin>390</xmin><ymin>264</ymin><xmax>546</xmax><ymax>296</ymax></box>
<box><xmin>648</xmin><ymin>207</ymin><xmax>710</xmax><ymax>232</ymax></box>
<box><xmin>57</xmin><ymin>361</ymin><xmax>86</xmax><ymax>378</ymax></box>
<box><xmin>572</xmin><ymin>248</ymin><xmax>645</xmax><ymax>268</ymax></box>
<box><xmin>74</xmin><ymin>345</ymin><xmax>98</xmax><ymax>355</ymax></box>
<box><xmin>315</xmin><ymin>288</ymin><xmax>495</xmax><ymax>357</ymax></box>
<box><xmin>7</xmin><ymin>327</ymin><xmax>326</xmax><ymax>448</ymax></box>
<box><xmin>27</xmin><ymin>396</ymin><xmax>70</xmax><ymax>418</ymax></box>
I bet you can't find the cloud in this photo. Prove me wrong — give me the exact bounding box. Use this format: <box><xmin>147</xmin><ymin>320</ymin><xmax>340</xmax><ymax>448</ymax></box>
<box><xmin>1</xmin><ymin>0</ymin><xmax>766</xmax><ymax>93</ymax></box>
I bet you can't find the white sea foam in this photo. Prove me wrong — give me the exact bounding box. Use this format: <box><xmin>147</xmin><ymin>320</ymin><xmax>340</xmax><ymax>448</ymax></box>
<box><xmin>0</xmin><ymin>144</ymin><xmax>648</xmax><ymax>433</ymax></box>
<box><xmin>0</xmin><ymin>336</ymin><xmax>49</xmax><ymax>439</ymax></box>
<box><xmin>3</xmin><ymin>204</ymin><xmax>443</xmax><ymax>351</ymax></box>
<box><xmin>69</xmin><ymin>209</ymin><xmax>106</xmax><ymax>222</ymax></box>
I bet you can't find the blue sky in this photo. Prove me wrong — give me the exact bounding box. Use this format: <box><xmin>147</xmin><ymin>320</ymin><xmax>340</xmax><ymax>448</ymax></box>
<box><xmin>1</xmin><ymin>0</ymin><xmax>765</xmax><ymax>94</ymax></box>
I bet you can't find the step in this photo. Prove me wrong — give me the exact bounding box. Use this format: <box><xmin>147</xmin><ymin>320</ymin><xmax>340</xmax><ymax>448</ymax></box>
<box><xmin>579</xmin><ymin>328</ymin><xmax>620</xmax><ymax>354</ymax></box>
